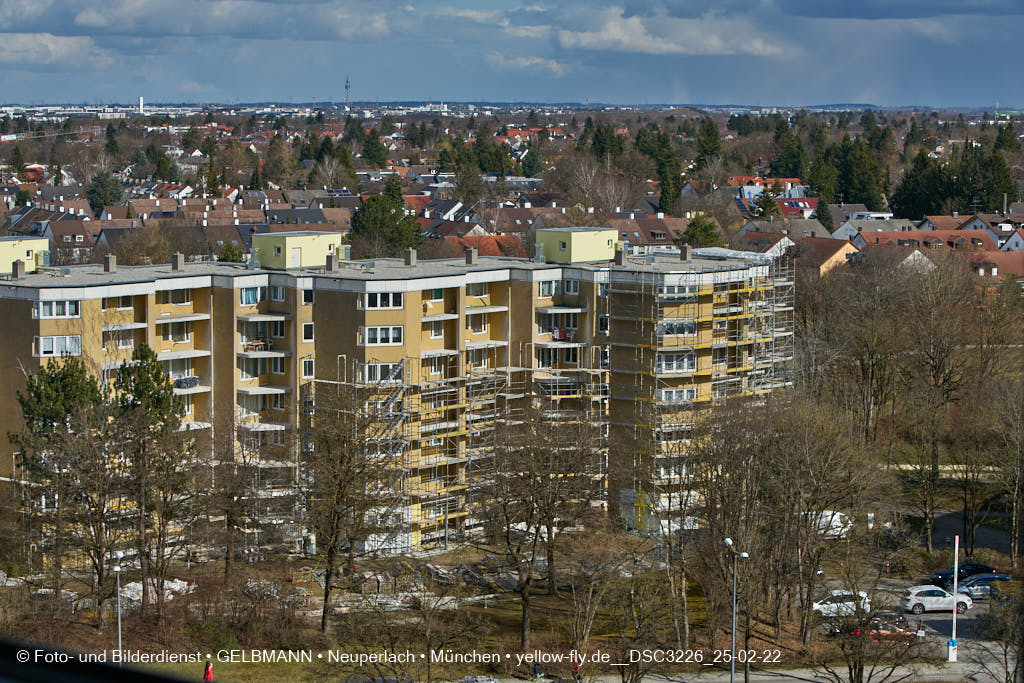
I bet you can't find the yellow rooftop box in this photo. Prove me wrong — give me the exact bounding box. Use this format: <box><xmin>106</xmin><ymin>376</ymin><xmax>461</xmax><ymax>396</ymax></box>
<box><xmin>0</xmin><ymin>236</ymin><xmax>49</xmax><ymax>274</ymax></box>
<box><xmin>251</xmin><ymin>231</ymin><xmax>345</xmax><ymax>269</ymax></box>
<box><xmin>534</xmin><ymin>227</ymin><xmax>618</xmax><ymax>264</ymax></box>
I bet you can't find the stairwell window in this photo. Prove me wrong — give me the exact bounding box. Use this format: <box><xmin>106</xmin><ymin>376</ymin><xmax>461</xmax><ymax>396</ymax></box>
<box><xmin>362</xmin><ymin>326</ymin><xmax>404</xmax><ymax>346</ymax></box>
<box><xmin>563</xmin><ymin>279</ymin><xmax>579</xmax><ymax>294</ymax></box>
<box><xmin>36</xmin><ymin>335</ymin><xmax>82</xmax><ymax>357</ymax></box>
<box><xmin>302</xmin><ymin>322</ymin><xmax>315</xmax><ymax>342</ymax></box>
<box><xmin>302</xmin><ymin>359</ymin><xmax>315</xmax><ymax>378</ymax></box>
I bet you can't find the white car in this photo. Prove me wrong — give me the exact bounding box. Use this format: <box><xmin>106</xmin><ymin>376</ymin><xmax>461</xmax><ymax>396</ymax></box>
<box><xmin>813</xmin><ymin>589</ymin><xmax>871</xmax><ymax>618</ymax></box>
<box><xmin>902</xmin><ymin>585</ymin><xmax>972</xmax><ymax>614</ymax></box>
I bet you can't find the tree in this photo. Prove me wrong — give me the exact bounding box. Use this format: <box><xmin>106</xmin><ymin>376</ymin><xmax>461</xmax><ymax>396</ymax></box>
<box><xmin>218</xmin><ymin>241</ymin><xmax>245</xmax><ymax>263</ymax></box>
<box><xmin>205</xmin><ymin>162</ymin><xmax>221</xmax><ymax>197</ymax></box>
<box><xmin>362</xmin><ymin>131</ymin><xmax>389</xmax><ymax>168</ymax></box>
<box><xmin>890</xmin><ymin>151</ymin><xmax>947</xmax><ymax>219</ymax></box>
<box><xmin>840</xmin><ymin>140</ymin><xmax>884</xmax><ymax>211</ymax></box>
<box><xmin>300</xmin><ymin>374</ymin><xmax>406</xmax><ymax>633</ymax></box>
<box><xmin>453</xmin><ymin>160</ymin><xmax>485</xmax><ymax>208</ymax></box>
<box><xmin>754</xmin><ymin>182</ymin><xmax>782</xmax><ymax>217</ymax></box>
<box><xmin>9</xmin><ymin>146</ymin><xmax>24</xmax><ymax>177</ymax></box>
<box><xmin>522</xmin><ymin>145</ymin><xmax>543</xmax><ymax>178</ymax></box>
<box><xmin>695</xmin><ymin>117</ymin><xmax>723</xmax><ymax>170</ymax></box>
<box><xmin>86</xmin><ymin>171</ymin><xmax>124</xmax><ymax>217</ymax></box>
<box><xmin>248</xmin><ymin>167</ymin><xmax>263</xmax><ymax>190</ymax></box>
<box><xmin>674</xmin><ymin>214</ymin><xmax>723</xmax><ymax>248</ymax></box>
<box><xmin>995</xmin><ymin>122</ymin><xmax>1019</xmax><ymax>153</ymax></box>
<box><xmin>350</xmin><ymin>193</ymin><xmax>423</xmax><ymax>257</ymax></box>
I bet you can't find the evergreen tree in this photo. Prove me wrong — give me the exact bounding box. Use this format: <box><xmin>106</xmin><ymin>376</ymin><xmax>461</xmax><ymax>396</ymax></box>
<box><xmin>205</xmin><ymin>162</ymin><xmax>221</xmax><ymax>196</ymax></box>
<box><xmin>890</xmin><ymin>151</ymin><xmax>947</xmax><ymax>219</ymax></box>
<box><xmin>155</xmin><ymin>155</ymin><xmax>172</xmax><ymax>180</ymax></box>
<box><xmin>522</xmin><ymin>145</ymin><xmax>543</xmax><ymax>178</ymax></box>
<box><xmin>674</xmin><ymin>214</ymin><xmax>723</xmax><ymax>248</ymax></box>
<box><xmin>771</xmin><ymin>129</ymin><xmax>806</xmax><ymax>179</ymax></box>
<box><xmin>695</xmin><ymin>117</ymin><xmax>722</xmax><ymax>170</ymax></box>
<box><xmin>86</xmin><ymin>171</ymin><xmax>124</xmax><ymax>216</ymax></box>
<box><xmin>10</xmin><ymin>145</ymin><xmax>24</xmax><ymax>176</ymax></box>
<box><xmin>249</xmin><ymin>168</ymin><xmax>263</xmax><ymax>190</ymax></box>
<box><xmin>362</xmin><ymin>131</ymin><xmax>389</xmax><ymax>168</ymax></box>
<box><xmin>350</xmin><ymin>192</ymin><xmax>423</xmax><ymax>256</ymax></box>
<box><xmin>754</xmin><ymin>182</ymin><xmax>782</xmax><ymax>217</ymax></box>
<box><xmin>815</xmin><ymin>202</ymin><xmax>833</xmax><ymax>231</ymax></box>
<box><xmin>995</xmin><ymin>123</ymin><xmax>1019</xmax><ymax>153</ymax></box>
<box><xmin>218</xmin><ymin>241</ymin><xmax>245</xmax><ymax>263</ymax></box>
<box><xmin>383</xmin><ymin>174</ymin><xmax>404</xmax><ymax>205</ymax></box>
<box><xmin>839</xmin><ymin>139</ymin><xmax>884</xmax><ymax>210</ymax></box>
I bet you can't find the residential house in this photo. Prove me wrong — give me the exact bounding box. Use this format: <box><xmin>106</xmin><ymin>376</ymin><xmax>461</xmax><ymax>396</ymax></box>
<box><xmin>737</xmin><ymin>231</ymin><xmax>796</xmax><ymax>258</ymax></box>
<box><xmin>833</xmin><ymin>218</ymin><xmax>919</xmax><ymax>242</ymax></box>
<box><xmin>794</xmin><ymin>237</ymin><xmax>859</xmax><ymax>278</ymax></box>
<box><xmin>852</xmin><ymin>229</ymin><xmax>998</xmax><ymax>251</ymax></box>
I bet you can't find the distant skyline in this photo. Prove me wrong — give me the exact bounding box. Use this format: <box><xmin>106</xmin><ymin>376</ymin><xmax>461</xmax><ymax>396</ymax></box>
<box><xmin>0</xmin><ymin>0</ymin><xmax>1021</xmax><ymax>108</ymax></box>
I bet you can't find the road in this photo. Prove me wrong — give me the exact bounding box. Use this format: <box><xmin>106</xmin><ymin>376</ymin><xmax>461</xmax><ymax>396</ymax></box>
<box><xmin>932</xmin><ymin>509</ymin><xmax>1012</xmax><ymax>557</ymax></box>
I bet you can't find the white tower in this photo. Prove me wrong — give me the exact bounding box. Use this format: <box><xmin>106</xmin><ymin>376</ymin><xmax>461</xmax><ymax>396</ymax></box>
<box><xmin>138</xmin><ymin>96</ymin><xmax>144</xmax><ymax>116</ymax></box>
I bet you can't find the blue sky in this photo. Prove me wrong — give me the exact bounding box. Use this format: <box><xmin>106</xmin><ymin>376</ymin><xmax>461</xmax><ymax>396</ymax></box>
<box><xmin>0</xmin><ymin>0</ymin><xmax>1020</xmax><ymax>107</ymax></box>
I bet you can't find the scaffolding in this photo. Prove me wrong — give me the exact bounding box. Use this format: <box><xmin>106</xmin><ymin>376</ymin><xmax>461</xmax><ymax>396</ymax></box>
<box><xmin>607</xmin><ymin>251</ymin><xmax>795</xmax><ymax>533</ymax></box>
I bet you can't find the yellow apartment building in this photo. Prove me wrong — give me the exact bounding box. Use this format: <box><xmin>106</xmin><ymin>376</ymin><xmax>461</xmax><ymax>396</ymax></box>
<box><xmin>0</xmin><ymin>230</ymin><xmax>793</xmax><ymax>554</ymax></box>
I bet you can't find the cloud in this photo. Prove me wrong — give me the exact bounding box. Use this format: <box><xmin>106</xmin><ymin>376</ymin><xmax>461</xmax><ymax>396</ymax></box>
<box><xmin>557</xmin><ymin>7</ymin><xmax>792</xmax><ymax>57</ymax></box>
<box><xmin>775</xmin><ymin>0</ymin><xmax>1024</xmax><ymax>19</ymax></box>
<box><xmin>487</xmin><ymin>53</ymin><xmax>569</xmax><ymax>76</ymax></box>
<box><xmin>502</xmin><ymin>24</ymin><xmax>552</xmax><ymax>39</ymax></box>
<box><xmin>431</xmin><ymin>6</ymin><xmax>506</xmax><ymax>23</ymax></box>
<box><xmin>0</xmin><ymin>32</ymin><xmax>112</xmax><ymax>67</ymax></box>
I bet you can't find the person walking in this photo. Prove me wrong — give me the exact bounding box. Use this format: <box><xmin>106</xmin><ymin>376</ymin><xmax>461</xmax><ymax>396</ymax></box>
<box><xmin>203</xmin><ymin>661</ymin><xmax>214</xmax><ymax>681</ymax></box>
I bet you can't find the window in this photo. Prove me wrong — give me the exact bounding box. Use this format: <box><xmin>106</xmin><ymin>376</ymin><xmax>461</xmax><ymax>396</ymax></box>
<box><xmin>364</xmin><ymin>292</ymin><xmax>403</xmax><ymax>309</ymax></box>
<box><xmin>302</xmin><ymin>358</ymin><xmax>315</xmax><ymax>378</ymax></box>
<box><xmin>429</xmin><ymin>288</ymin><xmax>444</xmax><ymax>301</ymax></box>
<box><xmin>538</xmin><ymin>347</ymin><xmax>556</xmax><ymax>367</ymax></box>
<box><xmin>270</xmin><ymin>320</ymin><xmax>285</xmax><ymax>338</ymax></box>
<box><xmin>271</xmin><ymin>394</ymin><xmax>286</xmax><ymax>411</ymax></box>
<box><xmin>361</xmin><ymin>362</ymin><xmax>403</xmax><ymax>383</ymax></box>
<box><xmin>363</xmin><ymin>326</ymin><xmax>404</xmax><ymax>346</ymax></box>
<box><xmin>659</xmin><ymin>284</ymin><xmax>698</xmax><ymax>300</ymax></box>
<box><xmin>162</xmin><ymin>322</ymin><xmax>190</xmax><ymax>343</ymax></box>
<box><xmin>117</xmin><ymin>335</ymin><xmax>134</xmax><ymax>350</ymax></box>
<box><xmin>271</xmin><ymin>357</ymin><xmax>285</xmax><ymax>374</ymax></box>
<box><xmin>563</xmin><ymin>279</ymin><xmax>579</xmax><ymax>294</ymax></box>
<box><xmin>662</xmin><ymin>387</ymin><xmax>696</xmax><ymax>403</ymax></box>
<box><xmin>660</xmin><ymin>319</ymin><xmax>697</xmax><ymax>336</ymax></box>
<box><xmin>600</xmin><ymin>346</ymin><xmax>610</xmax><ymax>368</ymax></box>
<box><xmin>468</xmin><ymin>314</ymin><xmax>487</xmax><ymax>334</ymax></box>
<box><xmin>302</xmin><ymin>322</ymin><xmax>315</xmax><ymax>342</ymax></box>
<box><xmin>430</xmin><ymin>320</ymin><xmax>443</xmax><ymax>338</ymax></box>
<box><xmin>302</xmin><ymin>288</ymin><xmax>314</xmax><ymax>305</ymax></box>
<box><xmin>658</xmin><ymin>352</ymin><xmax>696</xmax><ymax>373</ymax></box>
<box><xmin>240</xmin><ymin>287</ymin><xmax>261</xmax><ymax>306</ymax></box>
<box><xmin>466</xmin><ymin>282</ymin><xmax>487</xmax><ymax>297</ymax></box>
<box><xmin>166</xmin><ymin>358</ymin><xmax>192</xmax><ymax>380</ymax></box>
<box><xmin>428</xmin><ymin>356</ymin><xmax>444</xmax><ymax>375</ymax></box>
<box><xmin>161</xmin><ymin>289</ymin><xmax>191</xmax><ymax>305</ymax></box>
<box><xmin>539</xmin><ymin>280</ymin><xmax>560</xmax><ymax>297</ymax></box>
<box><xmin>35</xmin><ymin>300</ymin><xmax>81</xmax><ymax>319</ymax></box>
<box><xmin>563</xmin><ymin>347</ymin><xmax>578</xmax><ymax>364</ymax></box>
<box><xmin>468</xmin><ymin>348</ymin><xmax>488</xmax><ymax>368</ymax></box>
<box><xmin>270</xmin><ymin>286</ymin><xmax>286</xmax><ymax>302</ymax></box>
<box><xmin>539</xmin><ymin>312</ymin><xmax>578</xmax><ymax>332</ymax></box>
<box><xmin>36</xmin><ymin>335</ymin><xmax>81</xmax><ymax>357</ymax></box>
<box><xmin>598</xmin><ymin>315</ymin><xmax>610</xmax><ymax>333</ymax></box>
<box><xmin>599</xmin><ymin>283</ymin><xmax>609</xmax><ymax>298</ymax></box>
<box><xmin>241</xmin><ymin>358</ymin><xmax>268</xmax><ymax>379</ymax></box>
<box><xmin>180</xmin><ymin>394</ymin><xmax>192</xmax><ymax>415</ymax></box>
<box><xmin>117</xmin><ymin>295</ymin><xmax>132</xmax><ymax>310</ymax></box>
<box><xmin>559</xmin><ymin>241</ymin><xmax>567</xmax><ymax>251</ymax></box>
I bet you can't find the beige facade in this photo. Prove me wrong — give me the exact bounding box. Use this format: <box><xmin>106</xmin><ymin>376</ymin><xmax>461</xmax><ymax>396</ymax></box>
<box><xmin>0</xmin><ymin>234</ymin><xmax>793</xmax><ymax>553</ymax></box>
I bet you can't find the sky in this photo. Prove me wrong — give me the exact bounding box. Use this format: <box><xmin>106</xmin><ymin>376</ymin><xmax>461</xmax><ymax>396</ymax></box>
<box><xmin>0</xmin><ymin>0</ymin><xmax>1021</xmax><ymax>108</ymax></box>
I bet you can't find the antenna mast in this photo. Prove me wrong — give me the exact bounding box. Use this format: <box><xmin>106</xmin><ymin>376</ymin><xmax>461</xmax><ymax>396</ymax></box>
<box><xmin>345</xmin><ymin>77</ymin><xmax>351</xmax><ymax>109</ymax></box>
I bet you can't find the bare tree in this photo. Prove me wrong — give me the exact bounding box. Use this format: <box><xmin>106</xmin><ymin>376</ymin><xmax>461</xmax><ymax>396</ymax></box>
<box><xmin>300</xmin><ymin>370</ymin><xmax>406</xmax><ymax>633</ymax></box>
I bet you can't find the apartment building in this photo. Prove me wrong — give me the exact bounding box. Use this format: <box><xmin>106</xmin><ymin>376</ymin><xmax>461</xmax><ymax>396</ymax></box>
<box><xmin>0</xmin><ymin>229</ymin><xmax>793</xmax><ymax>554</ymax></box>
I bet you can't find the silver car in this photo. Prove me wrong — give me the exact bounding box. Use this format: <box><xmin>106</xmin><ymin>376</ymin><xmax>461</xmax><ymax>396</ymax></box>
<box><xmin>902</xmin><ymin>585</ymin><xmax>972</xmax><ymax>614</ymax></box>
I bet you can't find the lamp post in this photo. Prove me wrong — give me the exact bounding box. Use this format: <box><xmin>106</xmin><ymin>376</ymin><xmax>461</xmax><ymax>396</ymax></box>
<box><xmin>113</xmin><ymin>551</ymin><xmax>123</xmax><ymax>666</ymax></box>
<box><xmin>724</xmin><ymin>538</ymin><xmax>749</xmax><ymax>683</ymax></box>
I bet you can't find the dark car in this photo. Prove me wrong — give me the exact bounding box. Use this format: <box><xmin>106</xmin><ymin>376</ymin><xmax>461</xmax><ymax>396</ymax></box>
<box><xmin>947</xmin><ymin>573</ymin><xmax>1012</xmax><ymax>599</ymax></box>
<box><xmin>928</xmin><ymin>561</ymin><xmax>998</xmax><ymax>586</ymax></box>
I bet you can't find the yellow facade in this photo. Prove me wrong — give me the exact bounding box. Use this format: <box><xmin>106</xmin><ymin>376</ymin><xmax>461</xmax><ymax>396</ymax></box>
<box><xmin>0</xmin><ymin>246</ymin><xmax>793</xmax><ymax>554</ymax></box>
<box><xmin>251</xmin><ymin>231</ymin><xmax>344</xmax><ymax>269</ymax></box>
<box><xmin>535</xmin><ymin>227</ymin><xmax>618</xmax><ymax>264</ymax></box>
<box><xmin>0</xmin><ymin>236</ymin><xmax>49</xmax><ymax>274</ymax></box>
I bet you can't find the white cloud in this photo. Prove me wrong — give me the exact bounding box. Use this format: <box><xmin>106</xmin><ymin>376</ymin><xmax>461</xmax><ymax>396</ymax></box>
<box><xmin>0</xmin><ymin>32</ymin><xmax>112</xmax><ymax>67</ymax></box>
<box><xmin>557</xmin><ymin>6</ymin><xmax>793</xmax><ymax>57</ymax></box>
<box><xmin>503</xmin><ymin>24</ymin><xmax>552</xmax><ymax>39</ymax></box>
<box><xmin>487</xmin><ymin>52</ymin><xmax>570</xmax><ymax>76</ymax></box>
<box><xmin>432</xmin><ymin>6</ymin><xmax>507</xmax><ymax>24</ymax></box>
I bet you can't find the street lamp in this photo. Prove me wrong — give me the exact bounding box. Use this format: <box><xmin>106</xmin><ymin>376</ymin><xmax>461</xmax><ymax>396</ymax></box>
<box><xmin>113</xmin><ymin>551</ymin><xmax>123</xmax><ymax>666</ymax></box>
<box><xmin>724</xmin><ymin>538</ymin><xmax>749</xmax><ymax>683</ymax></box>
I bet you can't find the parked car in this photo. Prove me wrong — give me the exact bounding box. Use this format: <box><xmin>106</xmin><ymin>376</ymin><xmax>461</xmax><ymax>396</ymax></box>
<box><xmin>813</xmin><ymin>589</ymin><xmax>870</xmax><ymax>618</ymax></box>
<box><xmin>902</xmin><ymin>585</ymin><xmax>972</xmax><ymax>614</ymax></box>
<box><xmin>947</xmin><ymin>573</ymin><xmax>1012</xmax><ymax>599</ymax></box>
<box><xmin>928</xmin><ymin>561</ymin><xmax>998</xmax><ymax>586</ymax></box>
<box><xmin>868</xmin><ymin>614</ymin><xmax>915</xmax><ymax>641</ymax></box>
<box><xmin>805</xmin><ymin>510</ymin><xmax>852</xmax><ymax>540</ymax></box>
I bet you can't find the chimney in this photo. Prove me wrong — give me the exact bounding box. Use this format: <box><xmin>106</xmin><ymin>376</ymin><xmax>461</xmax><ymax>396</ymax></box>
<box><xmin>104</xmin><ymin>254</ymin><xmax>117</xmax><ymax>273</ymax></box>
<box><xmin>404</xmin><ymin>247</ymin><xmax>417</xmax><ymax>266</ymax></box>
<box><xmin>12</xmin><ymin>260</ymin><xmax>25</xmax><ymax>279</ymax></box>
<box><xmin>551</xmin><ymin>201</ymin><xmax>556</xmax><ymax>208</ymax></box>
<box><xmin>657</xmin><ymin>212</ymin><xmax>665</xmax><ymax>219</ymax></box>
<box><xmin>341</xmin><ymin>244</ymin><xmax>352</xmax><ymax>260</ymax></box>
<box><xmin>155</xmin><ymin>199</ymin><xmax>159</xmax><ymax>207</ymax></box>
<box><xmin>326</xmin><ymin>253</ymin><xmax>339</xmax><ymax>272</ymax></box>
<box><xmin>614</xmin><ymin>247</ymin><xmax>626</xmax><ymax>266</ymax></box>
<box><xmin>1003</xmin><ymin>193</ymin><xmax>1008</xmax><ymax>216</ymax></box>
<box><xmin>202</xmin><ymin>219</ymin><xmax>207</xmax><ymax>227</ymax></box>
<box><xmin>247</xmin><ymin>248</ymin><xmax>260</xmax><ymax>270</ymax></box>
<box><xmin>466</xmin><ymin>247</ymin><xmax>478</xmax><ymax>265</ymax></box>
<box><xmin>172</xmin><ymin>252</ymin><xmax>185</xmax><ymax>271</ymax></box>
<box><xmin>533</xmin><ymin>242</ymin><xmax>544</xmax><ymax>262</ymax></box>
<box><xmin>953</xmin><ymin>211</ymin><xmax>958</xmax><ymax>219</ymax></box>
<box><xmin>680</xmin><ymin>245</ymin><xmax>692</xmax><ymax>261</ymax></box>
<box><xmin>524</xmin><ymin>201</ymin><xmax>531</xmax><ymax>209</ymax></box>
<box><xmin>234</xmin><ymin>218</ymin><xmax>239</xmax><ymax>225</ymax></box>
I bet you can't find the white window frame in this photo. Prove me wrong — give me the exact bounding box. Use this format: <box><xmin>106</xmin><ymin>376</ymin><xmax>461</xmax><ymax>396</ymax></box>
<box><xmin>35</xmin><ymin>300</ymin><xmax>81</xmax><ymax>319</ymax></box>
<box><xmin>428</xmin><ymin>356</ymin><xmax>444</xmax><ymax>376</ymax></box>
<box><xmin>35</xmin><ymin>335</ymin><xmax>82</xmax><ymax>357</ymax></box>
<box><xmin>270</xmin><ymin>320</ymin><xmax>285</xmax><ymax>338</ymax></box>
<box><xmin>271</xmin><ymin>394</ymin><xmax>286</xmax><ymax>411</ymax></box>
<box><xmin>563</xmin><ymin>279</ymin><xmax>579</xmax><ymax>295</ymax></box>
<box><xmin>539</xmin><ymin>280</ymin><xmax>560</xmax><ymax>298</ymax></box>
<box><xmin>240</xmin><ymin>287</ymin><xmax>261</xmax><ymax>306</ymax></box>
<box><xmin>361</xmin><ymin>362</ymin><xmax>404</xmax><ymax>383</ymax></box>
<box><xmin>661</xmin><ymin>319</ymin><xmax>697</xmax><ymax>336</ymax></box>
<box><xmin>364</xmin><ymin>292</ymin><xmax>403</xmax><ymax>309</ymax></box>
<box><xmin>661</xmin><ymin>387</ymin><xmax>696</xmax><ymax>403</ymax></box>
<box><xmin>362</xmin><ymin>326</ymin><xmax>404</xmax><ymax>346</ymax></box>
<box><xmin>466</xmin><ymin>282</ymin><xmax>487</xmax><ymax>297</ymax></box>
<box><xmin>658</xmin><ymin>352</ymin><xmax>696</xmax><ymax>373</ymax></box>
<box><xmin>429</xmin><ymin>288</ymin><xmax>444</xmax><ymax>301</ymax></box>
<box><xmin>302</xmin><ymin>358</ymin><xmax>315</xmax><ymax>379</ymax></box>
<box><xmin>563</xmin><ymin>347</ymin><xmax>579</xmax><ymax>364</ymax></box>
<box><xmin>163</xmin><ymin>321</ymin><xmax>191</xmax><ymax>344</ymax></box>
<box><xmin>429</xmin><ymin>320</ymin><xmax>443</xmax><ymax>338</ymax></box>
<box><xmin>271</xmin><ymin>357</ymin><xmax>286</xmax><ymax>374</ymax></box>
<box><xmin>270</xmin><ymin>286</ymin><xmax>286</xmax><ymax>302</ymax></box>
<box><xmin>302</xmin><ymin>322</ymin><xmax>315</xmax><ymax>342</ymax></box>
<box><xmin>598</xmin><ymin>315</ymin><xmax>610</xmax><ymax>333</ymax></box>
<box><xmin>468</xmin><ymin>314</ymin><xmax>487</xmax><ymax>334</ymax></box>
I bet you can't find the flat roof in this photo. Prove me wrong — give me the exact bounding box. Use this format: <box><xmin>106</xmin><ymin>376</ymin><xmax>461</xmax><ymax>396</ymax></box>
<box><xmin>0</xmin><ymin>251</ymin><xmax>770</xmax><ymax>290</ymax></box>
<box><xmin>536</xmin><ymin>226</ymin><xmax>616</xmax><ymax>233</ymax></box>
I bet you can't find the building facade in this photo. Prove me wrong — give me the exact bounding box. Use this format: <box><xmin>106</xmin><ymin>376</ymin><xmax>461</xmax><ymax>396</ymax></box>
<box><xmin>0</xmin><ymin>230</ymin><xmax>793</xmax><ymax>554</ymax></box>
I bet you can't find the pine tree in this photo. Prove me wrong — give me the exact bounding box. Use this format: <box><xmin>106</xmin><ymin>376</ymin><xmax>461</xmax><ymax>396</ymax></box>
<box><xmin>10</xmin><ymin>145</ymin><xmax>24</xmax><ymax>176</ymax></box>
<box><xmin>674</xmin><ymin>214</ymin><xmax>723</xmax><ymax>248</ymax></box>
<box><xmin>695</xmin><ymin>118</ymin><xmax>722</xmax><ymax>170</ymax></box>
<box><xmin>995</xmin><ymin>123</ymin><xmax>1019</xmax><ymax>153</ymax></box>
